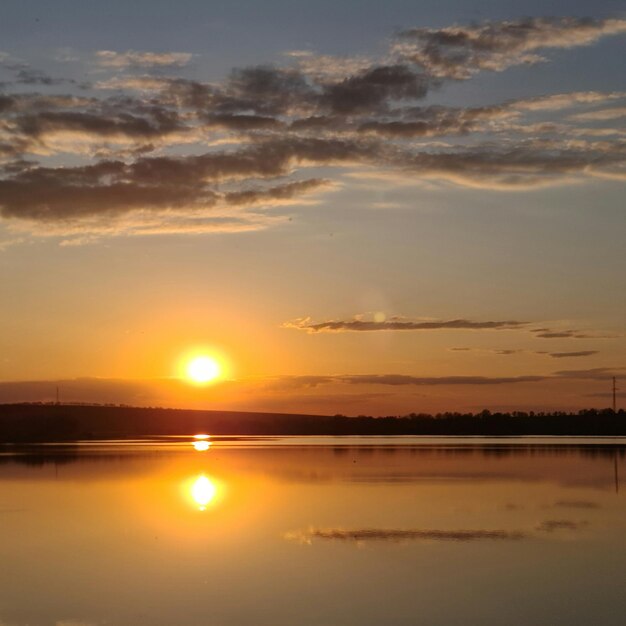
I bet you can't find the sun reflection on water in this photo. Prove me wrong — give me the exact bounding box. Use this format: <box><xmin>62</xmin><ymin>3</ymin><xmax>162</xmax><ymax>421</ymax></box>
<box><xmin>192</xmin><ymin>434</ymin><xmax>211</xmax><ymax>451</ymax></box>
<box><xmin>190</xmin><ymin>475</ymin><xmax>217</xmax><ymax>511</ymax></box>
<box><xmin>193</xmin><ymin>440</ymin><xmax>211</xmax><ymax>451</ymax></box>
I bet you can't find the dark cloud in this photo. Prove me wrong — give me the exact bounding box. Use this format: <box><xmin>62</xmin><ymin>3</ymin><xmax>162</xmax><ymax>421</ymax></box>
<box><xmin>1</xmin><ymin>18</ymin><xmax>625</xmax><ymax>242</ymax></box>
<box><xmin>320</xmin><ymin>64</ymin><xmax>429</xmax><ymax>114</ymax></box>
<box><xmin>0</xmin><ymin>54</ymin><xmax>76</xmax><ymax>87</ymax></box>
<box><xmin>450</xmin><ymin>348</ymin><xmax>601</xmax><ymax>358</ymax></box>
<box><xmin>285</xmin><ymin>317</ymin><xmax>527</xmax><ymax>333</ymax></box>
<box><xmin>0</xmin><ymin>160</ymin><xmax>213</xmax><ymax>220</ymax></box>
<box><xmin>224</xmin><ymin>66</ymin><xmax>314</xmax><ymax>116</ymax></box>
<box><xmin>553</xmin><ymin>367</ymin><xmax>626</xmax><ymax>380</ymax></box>
<box><xmin>0</xmin><ymin>139</ymin><xmax>375</xmax><ymax>220</ymax></box>
<box><xmin>358</xmin><ymin>104</ymin><xmax>507</xmax><ymax>137</ymax></box>
<box><xmin>205</xmin><ymin>113</ymin><xmax>283</xmax><ymax>131</ymax></box>
<box><xmin>13</xmin><ymin>109</ymin><xmax>184</xmax><ymax>141</ymax></box>
<box><xmin>277</xmin><ymin>374</ymin><xmax>546</xmax><ymax>388</ymax></box>
<box><xmin>406</xmin><ymin>145</ymin><xmax>626</xmax><ymax>189</ymax></box>
<box><xmin>341</xmin><ymin>374</ymin><xmax>545</xmax><ymax>386</ymax></box>
<box><xmin>272</xmin><ymin>366</ymin><xmax>626</xmax><ymax>390</ymax></box>
<box><xmin>395</xmin><ymin>18</ymin><xmax>626</xmax><ymax>78</ymax></box>
<box><xmin>286</xmin><ymin>527</ymin><xmax>527</xmax><ymax>543</ymax></box>
<box><xmin>223</xmin><ymin>178</ymin><xmax>330</xmax><ymax>206</ymax></box>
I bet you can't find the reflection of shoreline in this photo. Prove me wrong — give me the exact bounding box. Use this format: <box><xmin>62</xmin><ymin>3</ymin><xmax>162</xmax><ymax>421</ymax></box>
<box><xmin>1</xmin><ymin>439</ymin><xmax>625</xmax><ymax>491</ymax></box>
<box><xmin>3</xmin><ymin>439</ymin><xmax>626</xmax><ymax>465</ymax></box>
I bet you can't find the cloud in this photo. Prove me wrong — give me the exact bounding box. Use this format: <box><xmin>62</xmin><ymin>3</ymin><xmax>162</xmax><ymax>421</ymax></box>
<box><xmin>320</xmin><ymin>64</ymin><xmax>429</xmax><ymax>114</ymax></box>
<box><xmin>0</xmin><ymin>139</ymin><xmax>370</xmax><ymax>222</ymax></box>
<box><xmin>285</xmin><ymin>527</ymin><xmax>527</xmax><ymax>543</ymax></box>
<box><xmin>12</xmin><ymin>108</ymin><xmax>185</xmax><ymax>145</ymax></box>
<box><xmin>95</xmin><ymin>50</ymin><xmax>193</xmax><ymax>68</ymax></box>
<box><xmin>568</xmin><ymin>106</ymin><xmax>626</xmax><ymax>121</ymax></box>
<box><xmin>343</xmin><ymin>374</ymin><xmax>545</xmax><ymax>386</ymax></box>
<box><xmin>394</xmin><ymin>17</ymin><xmax>626</xmax><ymax>79</ymax></box>
<box><xmin>275</xmin><ymin>374</ymin><xmax>546</xmax><ymax>388</ymax></box>
<box><xmin>271</xmin><ymin>366</ymin><xmax>626</xmax><ymax>390</ymax></box>
<box><xmin>285</xmin><ymin>50</ymin><xmax>374</xmax><ymax>81</ymax></box>
<box><xmin>511</xmin><ymin>91</ymin><xmax>626</xmax><ymax>111</ymax></box>
<box><xmin>0</xmin><ymin>368</ymin><xmax>621</xmax><ymax>414</ymax></box>
<box><xmin>284</xmin><ymin>316</ymin><xmax>527</xmax><ymax>333</ymax></box>
<box><xmin>553</xmin><ymin>367</ymin><xmax>626</xmax><ymax>380</ymax></box>
<box><xmin>1</xmin><ymin>17</ymin><xmax>625</xmax><ymax>242</ymax></box>
<box><xmin>449</xmin><ymin>348</ymin><xmax>601</xmax><ymax>359</ymax></box>
<box><xmin>223</xmin><ymin>178</ymin><xmax>333</xmax><ymax>206</ymax></box>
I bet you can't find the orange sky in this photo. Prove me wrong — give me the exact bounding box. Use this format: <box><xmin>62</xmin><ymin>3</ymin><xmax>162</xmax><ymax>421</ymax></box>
<box><xmin>0</xmin><ymin>7</ymin><xmax>624</xmax><ymax>414</ymax></box>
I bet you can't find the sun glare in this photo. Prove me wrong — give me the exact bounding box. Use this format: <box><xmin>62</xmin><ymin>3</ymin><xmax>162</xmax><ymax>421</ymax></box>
<box><xmin>190</xmin><ymin>475</ymin><xmax>217</xmax><ymax>510</ymax></box>
<box><xmin>186</xmin><ymin>356</ymin><xmax>221</xmax><ymax>384</ymax></box>
<box><xmin>193</xmin><ymin>440</ymin><xmax>211</xmax><ymax>451</ymax></box>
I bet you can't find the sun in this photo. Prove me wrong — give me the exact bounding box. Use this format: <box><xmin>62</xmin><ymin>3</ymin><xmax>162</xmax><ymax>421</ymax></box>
<box><xmin>186</xmin><ymin>356</ymin><xmax>221</xmax><ymax>384</ymax></box>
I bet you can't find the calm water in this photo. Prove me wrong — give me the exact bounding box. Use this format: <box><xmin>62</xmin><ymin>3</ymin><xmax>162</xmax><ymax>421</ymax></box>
<box><xmin>1</xmin><ymin>436</ymin><xmax>625</xmax><ymax>626</ymax></box>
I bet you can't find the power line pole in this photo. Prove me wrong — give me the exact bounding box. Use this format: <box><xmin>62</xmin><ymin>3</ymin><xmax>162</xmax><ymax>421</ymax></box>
<box><xmin>56</xmin><ymin>385</ymin><xmax>60</xmax><ymax>405</ymax></box>
<box><xmin>613</xmin><ymin>376</ymin><xmax>617</xmax><ymax>413</ymax></box>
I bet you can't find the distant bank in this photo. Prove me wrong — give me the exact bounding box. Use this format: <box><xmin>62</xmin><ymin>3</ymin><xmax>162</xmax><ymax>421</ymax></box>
<box><xmin>0</xmin><ymin>403</ymin><xmax>625</xmax><ymax>441</ymax></box>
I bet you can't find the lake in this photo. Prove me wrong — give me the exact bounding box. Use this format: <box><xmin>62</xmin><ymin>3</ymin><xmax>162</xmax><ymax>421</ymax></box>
<box><xmin>1</xmin><ymin>436</ymin><xmax>625</xmax><ymax>625</ymax></box>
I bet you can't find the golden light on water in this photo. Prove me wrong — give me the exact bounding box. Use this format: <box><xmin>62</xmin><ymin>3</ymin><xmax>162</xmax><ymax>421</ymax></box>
<box><xmin>193</xmin><ymin>440</ymin><xmax>211</xmax><ymax>451</ymax></box>
<box><xmin>190</xmin><ymin>475</ymin><xmax>217</xmax><ymax>511</ymax></box>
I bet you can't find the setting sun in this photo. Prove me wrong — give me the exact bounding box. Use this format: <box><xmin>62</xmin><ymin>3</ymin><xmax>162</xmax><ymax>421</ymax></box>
<box><xmin>186</xmin><ymin>356</ymin><xmax>221</xmax><ymax>384</ymax></box>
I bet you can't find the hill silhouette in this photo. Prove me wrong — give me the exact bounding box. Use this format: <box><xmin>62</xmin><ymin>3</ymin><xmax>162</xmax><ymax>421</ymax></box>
<box><xmin>0</xmin><ymin>403</ymin><xmax>625</xmax><ymax>442</ymax></box>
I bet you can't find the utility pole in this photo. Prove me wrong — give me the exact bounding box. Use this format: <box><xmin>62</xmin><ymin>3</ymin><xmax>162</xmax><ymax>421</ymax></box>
<box><xmin>56</xmin><ymin>385</ymin><xmax>60</xmax><ymax>405</ymax></box>
<box><xmin>613</xmin><ymin>377</ymin><xmax>618</xmax><ymax>413</ymax></box>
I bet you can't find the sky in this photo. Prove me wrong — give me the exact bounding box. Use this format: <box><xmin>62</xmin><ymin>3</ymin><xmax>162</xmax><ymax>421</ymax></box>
<box><xmin>0</xmin><ymin>0</ymin><xmax>624</xmax><ymax>415</ymax></box>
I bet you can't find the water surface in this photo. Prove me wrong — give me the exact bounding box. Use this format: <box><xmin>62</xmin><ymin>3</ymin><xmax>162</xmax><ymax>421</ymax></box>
<box><xmin>1</xmin><ymin>436</ymin><xmax>625</xmax><ymax>625</ymax></box>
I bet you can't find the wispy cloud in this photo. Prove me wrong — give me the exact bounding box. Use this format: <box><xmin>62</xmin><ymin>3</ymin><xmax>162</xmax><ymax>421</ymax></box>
<box><xmin>568</xmin><ymin>106</ymin><xmax>626</xmax><ymax>121</ymax></box>
<box><xmin>285</xmin><ymin>316</ymin><xmax>616</xmax><ymax>346</ymax></box>
<box><xmin>274</xmin><ymin>374</ymin><xmax>546</xmax><ymax>388</ymax></box>
<box><xmin>95</xmin><ymin>50</ymin><xmax>193</xmax><ymax>68</ymax></box>
<box><xmin>272</xmin><ymin>366</ymin><xmax>626</xmax><ymax>390</ymax></box>
<box><xmin>284</xmin><ymin>316</ymin><xmax>527</xmax><ymax>333</ymax></box>
<box><xmin>285</xmin><ymin>527</ymin><xmax>527</xmax><ymax>544</ymax></box>
<box><xmin>393</xmin><ymin>17</ymin><xmax>626</xmax><ymax>78</ymax></box>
